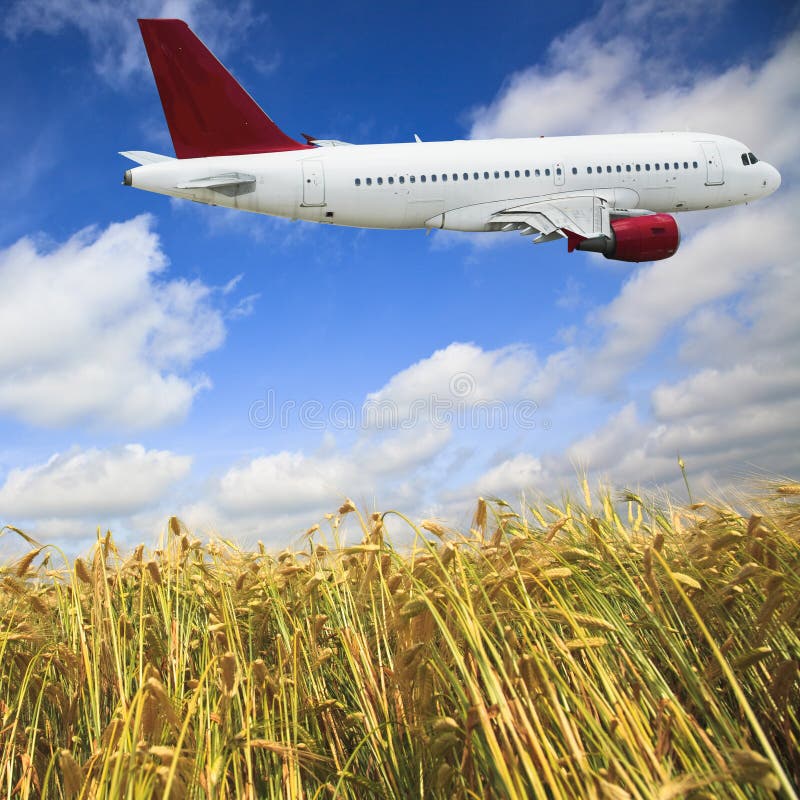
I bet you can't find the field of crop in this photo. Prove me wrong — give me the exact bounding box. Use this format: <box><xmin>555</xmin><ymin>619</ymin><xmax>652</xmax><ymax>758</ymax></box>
<box><xmin>1</xmin><ymin>480</ymin><xmax>798</xmax><ymax>799</ymax></box>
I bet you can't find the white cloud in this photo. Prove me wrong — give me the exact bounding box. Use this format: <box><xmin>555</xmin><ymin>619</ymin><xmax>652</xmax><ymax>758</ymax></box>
<box><xmin>159</xmin><ymin>10</ymin><xmax>800</xmax><ymax>535</ymax></box>
<box><xmin>516</xmin><ymin>205</ymin><xmax>800</xmax><ymax>496</ymax></box>
<box><xmin>469</xmin><ymin>2</ymin><xmax>798</xmax><ymax>178</ymax></box>
<box><xmin>582</xmin><ymin>193</ymin><xmax>795</xmax><ymax>392</ymax></box>
<box><xmin>216</xmin><ymin>426</ymin><xmax>451</xmax><ymax>517</ymax></box>
<box><xmin>0</xmin><ymin>444</ymin><xmax>191</xmax><ymax>519</ymax></box>
<box><xmin>3</xmin><ymin>0</ymin><xmax>261</xmax><ymax>85</ymax></box>
<box><xmin>6</xmin><ymin>2</ymin><xmax>800</xmax><ymax>555</ymax></box>
<box><xmin>462</xmin><ymin>1</ymin><xmax>800</xmax><ymax>497</ymax></box>
<box><xmin>365</xmin><ymin>342</ymin><xmax>538</xmax><ymax>425</ymax></box>
<box><xmin>182</xmin><ymin>344</ymin><xmax>551</xmax><ymax>540</ymax></box>
<box><xmin>453</xmin><ymin>453</ymin><xmax>545</xmax><ymax>501</ymax></box>
<box><xmin>653</xmin><ymin>364</ymin><xmax>800</xmax><ymax>421</ymax></box>
<box><xmin>0</xmin><ymin>215</ymin><xmax>226</xmax><ymax>428</ymax></box>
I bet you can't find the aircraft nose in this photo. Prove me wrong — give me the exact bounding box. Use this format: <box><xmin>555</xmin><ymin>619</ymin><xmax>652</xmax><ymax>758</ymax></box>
<box><xmin>763</xmin><ymin>163</ymin><xmax>781</xmax><ymax>195</ymax></box>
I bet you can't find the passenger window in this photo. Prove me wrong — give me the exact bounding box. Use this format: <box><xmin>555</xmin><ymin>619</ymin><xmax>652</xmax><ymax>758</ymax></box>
<box><xmin>587</xmin><ymin>167</ymin><xmax>592</xmax><ymax>174</ymax></box>
<box><xmin>494</xmin><ymin>171</ymin><xmax>500</xmax><ymax>178</ymax></box>
<box><xmin>635</xmin><ymin>164</ymin><xmax>641</xmax><ymax>172</ymax></box>
<box><xmin>474</xmin><ymin>172</ymin><xmax>480</xmax><ymax>180</ymax></box>
<box><xmin>616</xmin><ymin>165</ymin><xmax>621</xmax><ymax>172</ymax></box>
<box><xmin>484</xmin><ymin>171</ymin><xmax>489</xmax><ymax>179</ymax></box>
<box><xmin>377</xmin><ymin>177</ymin><xmax>383</xmax><ymax>185</ymax></box>
<box><xmin>441</xmin><ymin>174</ymin><xmax>447</xmax><ymax>182</ymax></box>
<box><xmin>570</xmin><ymin>167</ymin><xmax>575</xmax><ymax>175</ymax></box>
<box><xmin>535</xmin><ymin>169</ymin><xmax>541</xmax><ymax>177</ymax></box>
<box><xmin>626</xmin><ymin>165</ymin><xmax>631</xmax><ymax>172</ymax></box>
<box><xmin>410</xmin><ymin>175</ymin><xmax>415</xmax><ymax>183</ymax></box>
<box><xmin>673</xmin><ymin>162</ymin><xmax>679</xmax><ymax>170</ymax></box>
<box><xmin>655</xmin><ymin>163</ymin><xmax>660</xmax><ymax>170</ymax></box>
<box><xmin>463</xmin><ymin>172</ymin><xmax>469</xmax><ymax>180</ymax></box>
<box><xmin>452</xmin><ymin>173</ymin><xmax>458</xmax><ymax>181</ymax></box>
<box><xmin>431</xmin><ymin>174</ymin><xmax>437</xmax><ymax>182</ymax></box>
<box><xmin>693</xmin><ymin>161</ymin><xmax>698</xmax><ymax>168</ymax></box>
<box><xmin>545</xmin><ymin>168</ymin><xmax>551</xmax><ymax>176</ymax></box>
<box><xmin>645</xmin><ymin>164</ymin><xmax>651</xmax><ymax>171</ymax></box>
<box><xmin>399</xmin><ymin>176</ymin><xmax>405</xmax><ymax>184</ymax></box>
<box><xmin>596</xmin><ymin>165</ymin><xmax>602</xmax><ymax>173</ymax></box>
<box><xmin>355</xmin><ymin>178</ymin><xmax>361</xmax><ymax>186</ymax></box>
<box><xmin>504</xmin><ymin>170</ymin><xmax>510</xmax><ymax>178</ymax></box>
<box><xmin>524</xmin><ymin>169</ymin><xmax>530</xmax><ymax>177</ymax></box>
<box><xmin>388</xmin><ymin>176</ymin><xmax>394</xmax><ymax>184</ymax></box>
<box><xmin>663</xmin><ymin>163</ymin><xmax>669</xmax><ymax>170</ymax></box>
<box><xmin>512</xmin><ymin>170</ymin><xmax>518</xmax><ymax>178</ymax></box>
<box><xmin>606</xmin><ymin>165</ymin><xmax>612</xmax><ymax>173</ymax></box>
<box><xmin>556</xmin><ymin>167</ymin><xmax>562</xmax><ymax>175</ymax></box>
<box><xmin>420</xmin><ymin>175</ymin><xmax>426</xmax><ymax>183</ymax></box>
<box><xmin>366</xmin><ymin>178</ymin><xmax>372</xmax><ymax>185</ymax></box>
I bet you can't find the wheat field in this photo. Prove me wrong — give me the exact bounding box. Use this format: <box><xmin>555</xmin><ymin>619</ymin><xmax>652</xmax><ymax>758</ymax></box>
<box><xmin>1</xmin><ymin>480</ymin><xmax>798</xmax><ymax>799</ymax></box>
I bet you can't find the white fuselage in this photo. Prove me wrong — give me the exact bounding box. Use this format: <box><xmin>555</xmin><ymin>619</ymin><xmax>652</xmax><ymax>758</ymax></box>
<box><xmin>127</xmin><ymin>132</ymin><xmax>781</xmax><ymax>232</ymax></box>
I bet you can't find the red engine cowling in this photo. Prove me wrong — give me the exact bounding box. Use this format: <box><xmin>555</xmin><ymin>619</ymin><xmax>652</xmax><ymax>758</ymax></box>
<box><xmin>573</xmin><ymin>214</ymin><xmax>680</xmax><ymax>262</ymax></box>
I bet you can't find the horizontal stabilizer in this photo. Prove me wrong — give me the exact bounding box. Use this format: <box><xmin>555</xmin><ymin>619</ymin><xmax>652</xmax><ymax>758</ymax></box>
<box><xmin>176</xmin><ymin>172</ymin><xmax>256</xmax><ymax>190</ymax></box>
<box><xmin>119</xmin><ymin>150</ymin><xmax>175</xmax><ymax>165</ymax></box>
<box><xmin>308</xmin><ymin>139</ymin><xmax>353</xmax><ymax>148</ymax></box>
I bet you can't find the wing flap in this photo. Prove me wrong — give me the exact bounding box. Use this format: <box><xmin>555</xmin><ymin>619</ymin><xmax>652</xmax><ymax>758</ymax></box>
<box><xmin>491</xmin><ymin>195</ymin><xmax>612</xmax><ymax>242</ymax></box>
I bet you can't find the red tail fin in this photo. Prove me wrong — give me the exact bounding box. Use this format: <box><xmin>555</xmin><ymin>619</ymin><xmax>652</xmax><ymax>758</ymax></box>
<box><xmin>138</xmin><ymin>19</ymin><xmax>310</xmax><ymax>159</ymax></box>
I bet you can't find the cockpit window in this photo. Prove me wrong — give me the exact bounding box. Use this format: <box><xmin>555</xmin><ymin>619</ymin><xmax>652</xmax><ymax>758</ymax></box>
<box><xmin>748</xmin><ymin>152</ymin><xmax>758</xmax><ymax>164</ymax></box>
<box><xmin>741</xmin><ymin>153</ymin><xmax>749</xmax><ymax>166</ymax></box>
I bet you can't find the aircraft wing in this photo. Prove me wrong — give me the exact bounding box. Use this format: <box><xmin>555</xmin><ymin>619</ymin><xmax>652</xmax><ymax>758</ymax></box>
<box><xmin>490</xmin><ymin>195</ymin><xmax>612</xmax><ymax>245</ymax></box>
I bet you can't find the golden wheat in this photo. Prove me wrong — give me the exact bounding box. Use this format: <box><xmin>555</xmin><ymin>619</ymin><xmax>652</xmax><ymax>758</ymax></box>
<box><xmin>0</xmin><ymin>482</ymin><xmax>798</xmax><ymax>799</ymax></box>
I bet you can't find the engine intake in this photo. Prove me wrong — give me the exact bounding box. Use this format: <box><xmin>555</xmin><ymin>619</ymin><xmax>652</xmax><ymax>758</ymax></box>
<box><xmin>575</xmin><ymin>213</ymin><xmax>680</xmax><ymax>262</ymax></box>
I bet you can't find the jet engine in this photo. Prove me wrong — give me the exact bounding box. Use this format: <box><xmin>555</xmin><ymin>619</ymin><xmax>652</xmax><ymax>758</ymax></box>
<box><xmin>573</xmin><ymin>213</ymin><xmax>680</xmax><ymax>262</ymax></box>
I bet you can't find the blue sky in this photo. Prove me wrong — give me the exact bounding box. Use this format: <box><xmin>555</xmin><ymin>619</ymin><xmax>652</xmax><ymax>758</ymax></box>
<box><xmin>1</xmin><ymin>0</ymin><xmax>798</xmax><ymax>555</ymax></box>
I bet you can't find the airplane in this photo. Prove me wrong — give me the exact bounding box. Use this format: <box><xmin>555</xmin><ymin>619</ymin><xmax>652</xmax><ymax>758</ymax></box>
<box><xmin>122</xmin><ymin>19</ymin><xmax>781</xmax><ymax>263</ymax></box>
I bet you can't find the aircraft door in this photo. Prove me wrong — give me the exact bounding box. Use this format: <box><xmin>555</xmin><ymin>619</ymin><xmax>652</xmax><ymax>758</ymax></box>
<box><xmin>553</xmin><ymin>162</ymin><xmax>565</xmax><ymax>187</ymax></box>
<box><xmin>302</xmin><ymin>160</ymin><xmax>326</xmax><ymax>206</ymax></box>
<box><xmin>698</xmin><ymin>141</ymin><xmax>724</xmax><ymax>186</ymax></box>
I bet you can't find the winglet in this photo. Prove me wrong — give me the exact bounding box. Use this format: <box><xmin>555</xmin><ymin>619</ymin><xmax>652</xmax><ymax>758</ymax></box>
<box><xmin>138</xmin><ymin>19</ymin><xmax>312</xmax><ymax>159</ymax></box>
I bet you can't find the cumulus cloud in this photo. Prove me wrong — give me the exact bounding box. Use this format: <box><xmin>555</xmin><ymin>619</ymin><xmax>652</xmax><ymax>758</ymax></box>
<box><xmin>527</xmin><ymin>188</ymin><xmax>800</xmax><ymax>491</ymax></box>
<box><xmin>449</xmin><ymin>453</ymin><xmax>545</xmax><ymax>502</ymax></box>
<box><xmin>0</xmin><ymin>215</ymin><xmax>226</xmax><ymax>428</ymax></box>
<box><xmin>3</xmin><ymin>0</ymin><xmax>260</xmax><ymax>84</ymax></box>
<box><xmin>6</xmin><ymin>2</ymin><xmax>799</xmax><ymax>553</ymax></box>
<box><xmin>460</xmin><ymin>0</ymin><xmax>800</xmax><ymax>497</ymax></box>
<box><xmin>0</xmin><ymin>444</ymin><xmax>192</xmax><ymax>556</ymax></box>
<box><xmin>365</xmin><ymin>342</ymin><xmax>538</xmax><ymax>425</ymax></box>
<box><xmin>181</xmin><ymin>344</ymin><xmax>549</xmax><ymax>540</ymax></box>
<box><xmin>0</xmin><ymin>444</ymin><xmax>191</xmax><ymax>519</ymax></box>
<box><xmin>469</xmin><ymin>1</ymin><xmax>799</xmax><ymax>175</ymax></box>
<box><xmin>216</xmin><ymin>426</ymin><xmax>451</xmax><ymax>517</ymax></box>
<box><xmin>582</xmin><ymin>193</ymin><xmax>796</xmax><ymax>392</ymax></box>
